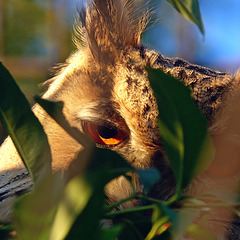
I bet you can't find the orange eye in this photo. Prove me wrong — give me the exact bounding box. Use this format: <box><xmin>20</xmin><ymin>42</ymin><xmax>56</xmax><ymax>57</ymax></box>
<box><xmin>83</xmin><ymin>122</ymin><xmax>126</xmax><ymax>146</ymax></box>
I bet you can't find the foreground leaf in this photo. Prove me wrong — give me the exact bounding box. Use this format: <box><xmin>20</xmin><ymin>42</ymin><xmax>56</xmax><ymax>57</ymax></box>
<box><xmin>13</xmin><ymin>137</ymin><xmax>133</xmax><ymax>239</ymax></box>
<box><xmin>147</xmin><ymin>67</ymin><xmax>213</xmax><ymax>194</ymax></box>
<box><xmin>99</xmin><ymin>225</ymin><xmax>123</xmax><ymax>240</ymax></box>
<box><xmin>14</xmin><ymin>172</ymin><xmax>64</xmax><ymax>240</ymax></box>
<box><xmin>115</xmin><ymin>212</ymin><xmax>152</xmax><ymax>240</ymax></box>
<box><xmin>49</xmin><ymin>175</ymin><xmax>94</xmax><ymax>240</ymax></box>
<box><xmin>0</xmin><ymin>224</ymin><xmax>15</xmax><ymax>240</ymax></box>
<box><xmin>186</xmin><ymin>223</ymin><xmax>217</xmax><ymax>240</ymax></box>
<box><xmin>137</xmin><ymin>169</ymin><xmax>161</xmax><ymax>195</ymax></box>
<box><xmin>0</xmin><ymin>63</ymin><xmax>51</xmax><ymax>184</ymax></box>
<box><xmin>170</xmin><ymin>206</ymin><xmax>200</xmax><ymax>239</ymax></box>
<box><xmin>167</xmin><ymin>0</ymin><xmax>205</xmax><ymax>35</ymax></box>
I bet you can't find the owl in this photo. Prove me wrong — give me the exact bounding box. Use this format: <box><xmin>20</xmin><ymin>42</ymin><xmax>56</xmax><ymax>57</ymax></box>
<box><xmin>0</xmin><ymin>0</ymin><xmax>239</xmax><ymax>239</ymax></box>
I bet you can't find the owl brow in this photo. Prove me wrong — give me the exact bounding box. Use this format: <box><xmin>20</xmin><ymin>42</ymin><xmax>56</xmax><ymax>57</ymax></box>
<box><xmin>75</xmin><ymin>104</ymin><xmax>119</xmax><ymax>126</ymax></box>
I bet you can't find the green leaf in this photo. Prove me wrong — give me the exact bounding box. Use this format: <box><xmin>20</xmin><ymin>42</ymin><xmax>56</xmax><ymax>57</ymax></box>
<box><xmin>186</xmin><ymin>223</ymin><xmax>218</xmax><ymax>240</ymax></box>
<box><xmin>137</xmin><ymin>168</ymin><xmax>161</xmax><ymax>195</ymax></box>
<box><xmin>14</xmin><ymin>146</ymin><xmax>102</xmax><ymax>240</ymax></box>
<box><xmin>115</xmin><ymin>213</ymin><xmax>151</xmax><ymax>240</ymax></box>
<box><xmin>0</xmin><ymin>224</ymin><xmax>15</xmax><ymax>240</ymax></box>
<box><xmin>170</xmin><ymin>207</ymin><xmax>199</xmax><ymax>239</ymax></box>
<box><xmin>14</xmin><ymin>172</ymin><xmax>64</xmax><ymax>240</ymax></box>
<box><xmin>147</xmin><ymin>67</ymin><xmax>213</xmax><ymax>194</ymax></box>
<box><xmin>90</xmin><ymin>148</ymin><xmax>134</xmax><ymax>178</ymax></box>
<box><xmin>148</xmin><ymin>203</ymin><xmax>176</xmax><ymax>239</ymax></box>
<box><xmin>49</xmin><ymin>175</ymin><xmax>94</xmax><ymax>240</ymax></box>
<box><xmin>145</xmin><ymin>215</ymin><xmax>170</xmax><ymax>240</ymax></box>
<box><xmin>151</xmin><ymin>203</ymin><xmax>174</xmax><ymax>225</ymax></box>
<box><xmin>63</xmin><ymin>178</ymin><xmax>104</xmax><ymax>240</ymax></box>
<box><xmin>0</xmin><ymin>62</ymin><xmax>51</xmax><ymax>184</ymax></box>
<box><xmin>62</xmin><ymin>149</ymin><xmax>128</xmax><ymax>240</ymax></box>
<box><xmin>99</xmin><ymin>225</ymin><xmax>123</xmax><ymax>240</ymax></box>
<box><xmin>167</xmin><ymin>0</ymin><xmax>205</xmax><ymax>35</ymax></box>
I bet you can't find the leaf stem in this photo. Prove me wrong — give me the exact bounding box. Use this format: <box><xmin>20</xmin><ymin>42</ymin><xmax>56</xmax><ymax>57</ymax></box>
<box><xmin>104</xmin><ymin>205</ymin><xmax>155</xmax><ymax>217</ymax></box>
<box><xmin>104</xmin><ymin>193</ymin><xmax>136</xmax><ymax>212</ymax></box>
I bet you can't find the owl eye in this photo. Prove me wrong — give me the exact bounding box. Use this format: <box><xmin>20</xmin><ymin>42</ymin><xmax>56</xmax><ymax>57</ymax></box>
<box><xmin>83</xmin><ymin>122</ymin><xmax>126</xmax><ymax>146</ymax></box>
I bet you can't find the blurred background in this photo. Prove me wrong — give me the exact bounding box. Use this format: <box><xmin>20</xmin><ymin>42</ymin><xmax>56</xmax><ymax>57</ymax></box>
<box><xmin>0</xmin><ymin>0</ymin><xmax>240</xmax><ymax>143</ymax></box>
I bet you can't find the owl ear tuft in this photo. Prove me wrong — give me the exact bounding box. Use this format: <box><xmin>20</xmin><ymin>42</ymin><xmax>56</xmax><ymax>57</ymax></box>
<box><xmin>73</xmin><ymin>0</ymin><xmax>151</xmax><ymax>64</ymax></box>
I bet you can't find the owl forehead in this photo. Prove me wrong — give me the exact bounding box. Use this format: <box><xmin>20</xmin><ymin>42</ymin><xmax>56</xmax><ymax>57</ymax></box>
<box><xmin>113</xmin><ymin>64</ymin><xmax>159</xmax><ymax>127</ymax></box>
<box><xmin>78</xmin><ymin>47</ymin><xmax>159</xmax><ymax>127</ymax></box>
